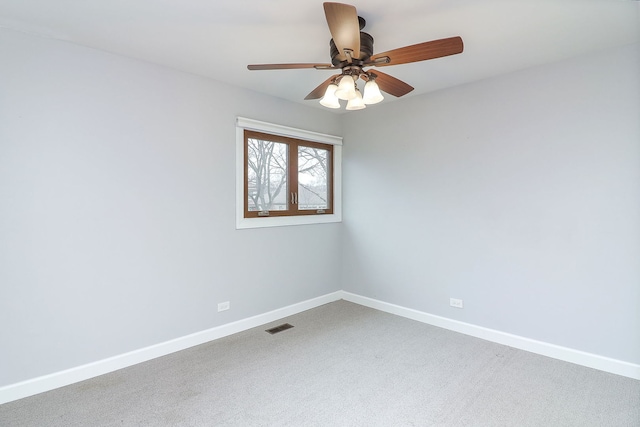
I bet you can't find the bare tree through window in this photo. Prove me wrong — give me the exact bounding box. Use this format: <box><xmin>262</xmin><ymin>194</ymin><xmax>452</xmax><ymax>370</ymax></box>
<box><xmin>298</xmin><ymin>146</ymin><xmax>329</xmax><ymax>210</ymax></box>
<box><xmin>246</xmin><ymin>138</ymin><xmax>288</xmax><ymax>211</ymax></box>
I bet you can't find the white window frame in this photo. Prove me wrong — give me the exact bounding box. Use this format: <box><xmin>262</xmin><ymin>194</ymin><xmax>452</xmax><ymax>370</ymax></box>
<box><xmin>236</xmin><ymin>117</ymin><xmax>342</xmax><ymax>229</ymax></box>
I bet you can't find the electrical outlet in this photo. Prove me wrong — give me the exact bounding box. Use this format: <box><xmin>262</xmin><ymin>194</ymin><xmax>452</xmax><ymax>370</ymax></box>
<box><xmin>450</xmin><ymin>298</ymin><xmax>463</xmax><ymax>309</ymax></box>
<box><xmin>218</xmin><ymin>301</ymin><xmax>230</xmax><ymax>312</ymax></box>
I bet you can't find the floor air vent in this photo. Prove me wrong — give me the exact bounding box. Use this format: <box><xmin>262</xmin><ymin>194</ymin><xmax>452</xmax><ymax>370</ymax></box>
<box><xmin>266</xmin><ymin>323</ymin><xmax>294</xmax><ymax>334</ymax></box>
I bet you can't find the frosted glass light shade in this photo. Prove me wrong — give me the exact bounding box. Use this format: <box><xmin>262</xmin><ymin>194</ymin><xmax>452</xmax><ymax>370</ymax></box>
<box><xmin>319</xmin><ymin>84</ymin><xmax>340</xmax><ymax>109</ymax></box>
<box><xmin>363</xmin><ymin>80</ymin><xmax>384</xmax><ymax>104</ymax></box>
<box><xmin>346</xmin><ymin>89</ymin><xmax>366</xmax><ymax>110</ymax></box>
<box><xmin>335</xmin><ymin>75</ymin><xmax>357</xmax><ymax>100</ymax></box>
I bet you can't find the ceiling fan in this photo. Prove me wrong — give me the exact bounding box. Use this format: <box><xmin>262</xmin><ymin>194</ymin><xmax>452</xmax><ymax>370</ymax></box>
<box><xmin>247</xmin><ymin>2</ymin><xmax>463</xmax><ymax>110</ymax></box>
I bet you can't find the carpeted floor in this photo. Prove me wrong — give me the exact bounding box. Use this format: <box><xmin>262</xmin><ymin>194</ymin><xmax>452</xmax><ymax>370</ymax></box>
<box><xmin>1</xmin><ymin>300</ymin><xmax>638</xmax><ymax>426</ymax></box>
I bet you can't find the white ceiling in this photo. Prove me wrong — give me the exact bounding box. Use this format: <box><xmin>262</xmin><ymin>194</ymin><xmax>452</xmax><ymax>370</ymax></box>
<box><xmin>1</xmin><ymin>1</ymin><xmax>638</xmax><ymax>111</ymax></box>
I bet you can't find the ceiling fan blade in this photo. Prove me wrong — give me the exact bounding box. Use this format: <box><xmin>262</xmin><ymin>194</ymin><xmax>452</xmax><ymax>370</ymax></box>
<box><xmin>367</xmin><ymin>36</ymin><xmax>463</xmax><ymax>67</ymax></box>
<box><xmin>248</xmin><ymin>63</ymin><xmax>335</xmax><ymax>71</ymax></box>
<box><xmin>323</xmin><ymin>2</ymin><xmax>360</xmax><ymax>63</ymax></box>
<box><xmin>369</xmin><ymin>71</ymin><xmax>414</xmax><ymax>97</ymax></box>
<box><xmin>304</xmin><ymin>74</ymin><xmax>341</xmax><ymax>100</ymax></box>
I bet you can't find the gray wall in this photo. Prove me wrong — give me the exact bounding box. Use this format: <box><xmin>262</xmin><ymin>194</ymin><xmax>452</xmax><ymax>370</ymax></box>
<box><xmin>342</xmin><ymin>43</ymin><xmax>640</xmax><ymax>364</ymax></box>
<box><xmin>2</xmin><ymin>26</ymin><xmax>638</xmax><ymax>389</ymax></box>
<box><xmin>0</xmin><ymin>29</ymin><xmax>343</xmax><ymax>386</ymax></box>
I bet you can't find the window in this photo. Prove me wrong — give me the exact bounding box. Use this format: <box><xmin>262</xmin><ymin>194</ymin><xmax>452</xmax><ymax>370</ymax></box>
<box><xmin>245</xmin><ymin>130</ymin><xmax>333</xmax><ymax>217</ymax></box>
<box><xmin>236</xmin><ymin>118</ymin><xmax>342</xmax><ymax>229</ymax></box>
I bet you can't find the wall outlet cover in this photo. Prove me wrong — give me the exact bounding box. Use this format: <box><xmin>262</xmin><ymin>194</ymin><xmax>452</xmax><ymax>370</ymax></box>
<box><xmin>450</xmin><ymin>298</ymin><xmax>463</xmax><ymax>308</ymax></box>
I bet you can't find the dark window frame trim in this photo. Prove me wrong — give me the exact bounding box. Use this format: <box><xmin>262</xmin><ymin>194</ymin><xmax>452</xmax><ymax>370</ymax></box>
<box><xmin>244</xmin><ymin>130</ymin><xmax>334</xmax><ymax>218</ymax></box>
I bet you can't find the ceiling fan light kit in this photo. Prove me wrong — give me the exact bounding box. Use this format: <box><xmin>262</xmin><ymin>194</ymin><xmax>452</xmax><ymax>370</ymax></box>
<box><xmin>248</xmin><ymin>2</ymin><xmax>464</xmax><ymax>111</ymax></box>
<box><xmin>321</xmin><ymin>72</ymin><xmax>383</xmax><ymax>109</ymax></box>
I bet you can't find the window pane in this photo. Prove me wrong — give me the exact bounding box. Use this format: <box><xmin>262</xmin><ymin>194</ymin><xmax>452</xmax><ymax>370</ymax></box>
<box><xmin>247</xmin><ymin>138</ymin><xmax>288</xmax><ymax>211</ymax></box>
<box><xmin>298</xmin><ymin>146</ymin><xmax>329</xmax><ymax>210</ymax></box>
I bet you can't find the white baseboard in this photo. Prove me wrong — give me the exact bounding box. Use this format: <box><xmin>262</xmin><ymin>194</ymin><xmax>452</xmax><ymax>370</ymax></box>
<box><xmin>0</xmin><ymin>291</ymin><xmax>343</xmax><ymax>405</ymax></box>
<box><xmin>341</xmin><ymin>291</ymin><xmax>640</xmax><ymax>380</ymax></box>
<box><xmin>2</xmin><ymin>290</ymin><xmax>637</xmax><ymax>405</ymax></box>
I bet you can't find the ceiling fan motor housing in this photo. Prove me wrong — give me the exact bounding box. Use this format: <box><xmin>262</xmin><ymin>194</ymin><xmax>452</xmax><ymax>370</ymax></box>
<box><xmin>330</xmin><ymin>31</ymin><xmax>374</xmax><ymax>66</ymax></box>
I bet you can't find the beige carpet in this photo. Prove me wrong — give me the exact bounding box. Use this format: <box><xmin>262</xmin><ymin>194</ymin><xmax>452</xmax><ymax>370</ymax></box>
<box><xmin>1</xmin><ymin>300</ymin><xmax>638</xmax><ymax>426</ymax></box>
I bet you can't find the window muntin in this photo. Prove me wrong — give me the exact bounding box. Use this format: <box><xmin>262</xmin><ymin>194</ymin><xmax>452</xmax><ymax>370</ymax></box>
<box><xmin>244</xmin><ymin>130</ymin><xmax>333</xmax><ymax>218</ymax></box>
